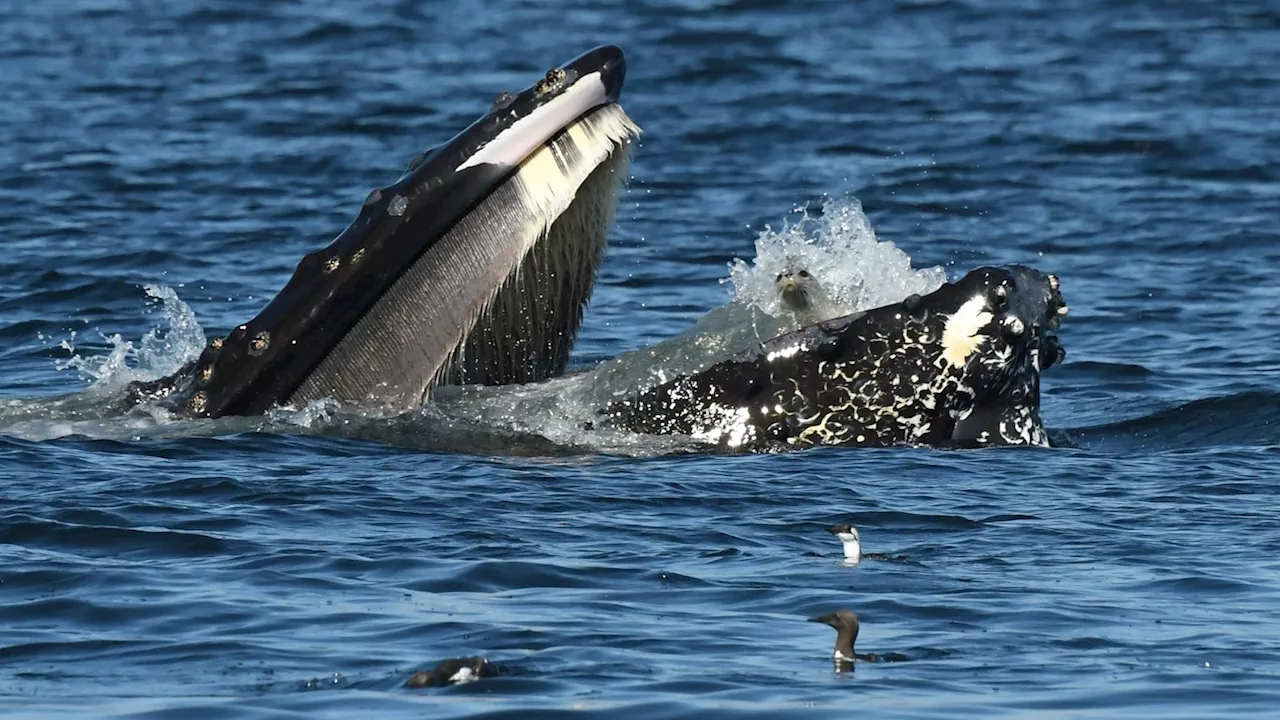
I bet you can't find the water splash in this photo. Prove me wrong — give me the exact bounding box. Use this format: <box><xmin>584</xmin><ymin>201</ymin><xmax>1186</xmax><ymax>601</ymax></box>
<box><xmin>2</xmin><ymin>197</ymin><xmax>948</xmax><ymax>457</ymax></box>
<box><xmin>726</xmin><ymin>195</ymin><xmax>946</xmax><ymax>318</ymax></box>
<box><xmin>0</xmin><ymin>286</ymin><xmax>210</xmax><ymax>441</ymax></box>
<box><xmin>570</xmin><ymin>195</ymin><xmax>947</xmax><ymax>400</ymax></box>
<box><xmin>56</xmin><ymin>284</ymin><xmax>207</xmax><ymax>390</ymax></box>
<box><xmin>418</xmin><ymin>194</ymin><xmax>951</xmax><ymax>456</ymax></box>
<box><xmin>267</xmin><ymin>397</ymin><xmax>342</xmax><ymax>430</ymax></box>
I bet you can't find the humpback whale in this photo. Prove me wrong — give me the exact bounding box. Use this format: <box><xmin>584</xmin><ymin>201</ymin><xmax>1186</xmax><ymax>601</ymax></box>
<box><xmin>129</xmin><ymin>45</ymin><xmax>640</xmax><ymax>419</ymax></box>
<box><xmin>601</xmin><ymin>265</ymin><xmax>1068</xmax><ymax>450</ymax></box>
<box><xmin>110</xmin><ymin>45</ymin><xmax>1070</xmax><ymax>453</ymax></box>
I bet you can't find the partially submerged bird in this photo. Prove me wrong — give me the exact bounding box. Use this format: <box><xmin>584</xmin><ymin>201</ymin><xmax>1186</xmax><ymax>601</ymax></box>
<box><xmin>825</xmin><ymin>523</ymin><xmax>861</xmax><ymax>563</ymax></box>
<box><xmin>809</xmin><ymin>609</ymin><xmax>878</xmax><ymax>670</ymax></box>
<box><xmin>405</xmin><ymin>656</ymin><xmax>497</xmax><ymax>688</ymax></box>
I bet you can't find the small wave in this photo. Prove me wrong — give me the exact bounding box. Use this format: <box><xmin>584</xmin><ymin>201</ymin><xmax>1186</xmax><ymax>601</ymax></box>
<box><xmin>403</xmin><ymin>560</ymin><xmax>642</xmax><ymax>594</ymax></box>
<box><xmin>726</xmin><ymin>194</ymin><xmax>946</xmax><ymax>317</ymax></box>
<box><xmin>0</xmin><ymin>514</ymin><xmax>241</xmax><ymax>559</ymax></box>
<box><xmin>1121</xmin><ymin>574</ymin><xmax>1260</xmax><ymax>597</ymax></box>
<box><xmin>1062</xmin><ymin>390</ymin><xmax>1280</xmax><ymax>452</ymax></box>
<box><xmin>820</xmin><ymin>510</ymin><xmax>988</xmax><ymax>531</ymax></box>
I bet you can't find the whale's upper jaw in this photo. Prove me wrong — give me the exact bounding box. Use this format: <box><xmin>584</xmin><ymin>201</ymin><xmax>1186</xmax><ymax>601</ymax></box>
<box><xmin>157</xmin><ymin>46</ymin><xmax>638</xmax><ymax>420</ymax></box>
<box><xmin>940</xmin><ymin>265</ymin><xmax>1067</xmax><ymax>447</ymax></box>
<box><xmin>600</xmin><ymin>264</ymin><xmax>1068</xmax><ymax>451</ymax></box>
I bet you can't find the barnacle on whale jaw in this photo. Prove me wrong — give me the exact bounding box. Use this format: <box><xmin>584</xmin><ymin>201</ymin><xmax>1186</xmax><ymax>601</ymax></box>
<box><xmin>534</xmin><ymin>68</ymin><xmax>568</xmax><ymax>97</ymax></box>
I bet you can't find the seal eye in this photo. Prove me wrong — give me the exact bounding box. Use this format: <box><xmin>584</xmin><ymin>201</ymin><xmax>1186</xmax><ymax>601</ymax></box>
<box><xmin>776</xmin><ymin>273</ymin><xmax>784</xmax><ymax>283</ymax></box>
<box><xmin>798</xmin><ymin>270</ymin><xmax>810</xmax><ymax>278</ymax></box>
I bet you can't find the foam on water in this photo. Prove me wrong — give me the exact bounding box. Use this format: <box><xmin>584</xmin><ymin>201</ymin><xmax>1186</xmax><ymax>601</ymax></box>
<box><xmin>727</xmin><ymin>195</ymin><xmax>947</xmax><ymax>318</ymax></box>
<box><xmin>0</xmin><ymin>286</ymin><xmax>208</xmax><ymax>441</ymax></box>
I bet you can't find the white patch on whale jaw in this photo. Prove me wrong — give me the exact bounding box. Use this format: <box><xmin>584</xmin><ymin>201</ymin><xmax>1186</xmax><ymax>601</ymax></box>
<box><xmin>457</xmin><ymin>72</ymin><xmax>609</xmax><ymax>171</ymax></box>
<box><xmin>939</xmin><ymin>294</ymin><xmax>994</xmax><ymax>368</ymax></box>
<box><xmin>504</xmin><ymin>102</ymin><xmax>641</xmax><ymax>241</ymax></box>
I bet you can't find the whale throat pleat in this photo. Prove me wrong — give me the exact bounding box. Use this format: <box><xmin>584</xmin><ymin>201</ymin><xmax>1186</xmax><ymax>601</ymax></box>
<box><xmin>289</xmin><ymin>104</ymin><xmax>639</xmax><ymax>413</ymax></box>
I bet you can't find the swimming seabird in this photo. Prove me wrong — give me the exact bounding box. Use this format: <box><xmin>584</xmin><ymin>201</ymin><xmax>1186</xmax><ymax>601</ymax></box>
<box><xmin>405</xmin><ymin>656</ymin><xmax>497</xmax><ymax>688</ymax></box>
<box><xmin>825</xmin><ymin>522</ymin><xmax>861</xmax><ymax>563</ymax></box>
<box><xmin>809</xmin><ymin>609</ymin><xmax>878</xmax><ymax>669</ymax></box>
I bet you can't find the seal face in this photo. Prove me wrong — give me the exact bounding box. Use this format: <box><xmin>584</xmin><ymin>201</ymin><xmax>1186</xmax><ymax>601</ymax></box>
<box><xmin>773</xmin><ymin>263</ymin><xmax>841</xmax><ymax>329</ymax></box>
<box><xmin>776</xmin><ymin>268</ymin><xmax>816</xmax><ymax>312</ymax></box>
<box><xmin>601</xmin><ymin>265</ymin><xmax>1067</xmax><ymax>451</ymax></box>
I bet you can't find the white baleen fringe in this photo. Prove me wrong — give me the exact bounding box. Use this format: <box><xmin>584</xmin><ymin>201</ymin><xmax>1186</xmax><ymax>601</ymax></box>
<box><xmin>508</xmin><ymin>103</ymin><xmax>642</xmax><ymax>240</ymax></box>
<box><xmin>427</xmin><ymin>103</ymin><xmax>641</xmax><ymax>391</ymax></box>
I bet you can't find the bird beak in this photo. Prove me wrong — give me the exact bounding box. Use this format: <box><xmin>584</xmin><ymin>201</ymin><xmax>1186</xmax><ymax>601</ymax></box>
<box><xmin>823</xmin><ymin>525</ymin><xmax>840</xmax><ymax>535</ymax></box>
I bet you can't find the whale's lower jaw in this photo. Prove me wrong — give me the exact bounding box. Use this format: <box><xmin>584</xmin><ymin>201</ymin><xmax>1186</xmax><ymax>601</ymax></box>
<box><xmin>288</xmin><ymin>105</ymin><xmax>639</xmax><ymax>415</ymax></box>
<box><xmin>128</xmin><ymin>46</ymin><xmax>639</xmax><ymax>420</ymax></box>
<box><xmin>155</xmin><ymin>108</ymin><xmax>641</xmax><ymax>420</ymax></box>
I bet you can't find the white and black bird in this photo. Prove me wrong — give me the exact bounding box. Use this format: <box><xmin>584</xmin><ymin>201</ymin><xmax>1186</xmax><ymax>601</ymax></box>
<box><xmin>825</xmin><ymin>522</ymin><xmax>862</xmax><ymax>563</ymax></box>
<box><xmin>405</xmin><ymin>656</ymin><xmax>497</xmax><ymax>688</ymax></box>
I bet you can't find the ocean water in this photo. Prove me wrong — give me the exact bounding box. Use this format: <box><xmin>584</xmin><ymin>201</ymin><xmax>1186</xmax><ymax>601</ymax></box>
<box><xmin>3</xmin><ymin>0</ymin><xmax>1280</xmax><ymax>717</ymax></box>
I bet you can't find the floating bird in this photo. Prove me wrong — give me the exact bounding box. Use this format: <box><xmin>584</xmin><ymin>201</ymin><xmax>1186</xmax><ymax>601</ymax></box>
<box><xmin>809</xmin><ymin>609</ymin><xmax>878</xmax><ymax>670</ymax></box>
<box><xmin>825</xmin><ymin>523</ymin><xmax>861</xmax><ymax>563</ymax></box>
<box><xmin>405</xmin><ymin>656</ymin><xmax>497</xmax><ymax>688</ymax></box>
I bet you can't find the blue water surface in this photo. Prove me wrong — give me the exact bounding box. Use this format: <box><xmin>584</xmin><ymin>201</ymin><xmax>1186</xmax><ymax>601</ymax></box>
<box><xmin>3</xmin><ymin>0</ymin><xmax>1280</xmax><ymax>717</ymax></box>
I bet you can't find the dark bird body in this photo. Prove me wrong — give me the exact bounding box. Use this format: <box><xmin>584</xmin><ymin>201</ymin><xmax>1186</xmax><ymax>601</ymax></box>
<box><xmin>405</xmin><ymin>656</ymin><xmax>497</xmax><ymax>688</ymax></box>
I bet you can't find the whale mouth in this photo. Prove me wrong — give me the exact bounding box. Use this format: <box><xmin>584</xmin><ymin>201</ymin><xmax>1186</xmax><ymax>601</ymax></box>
<box><xmin>162</xmin><ymin>46</ymin><xmax>641</xmax><ymax>419</ymax></box>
